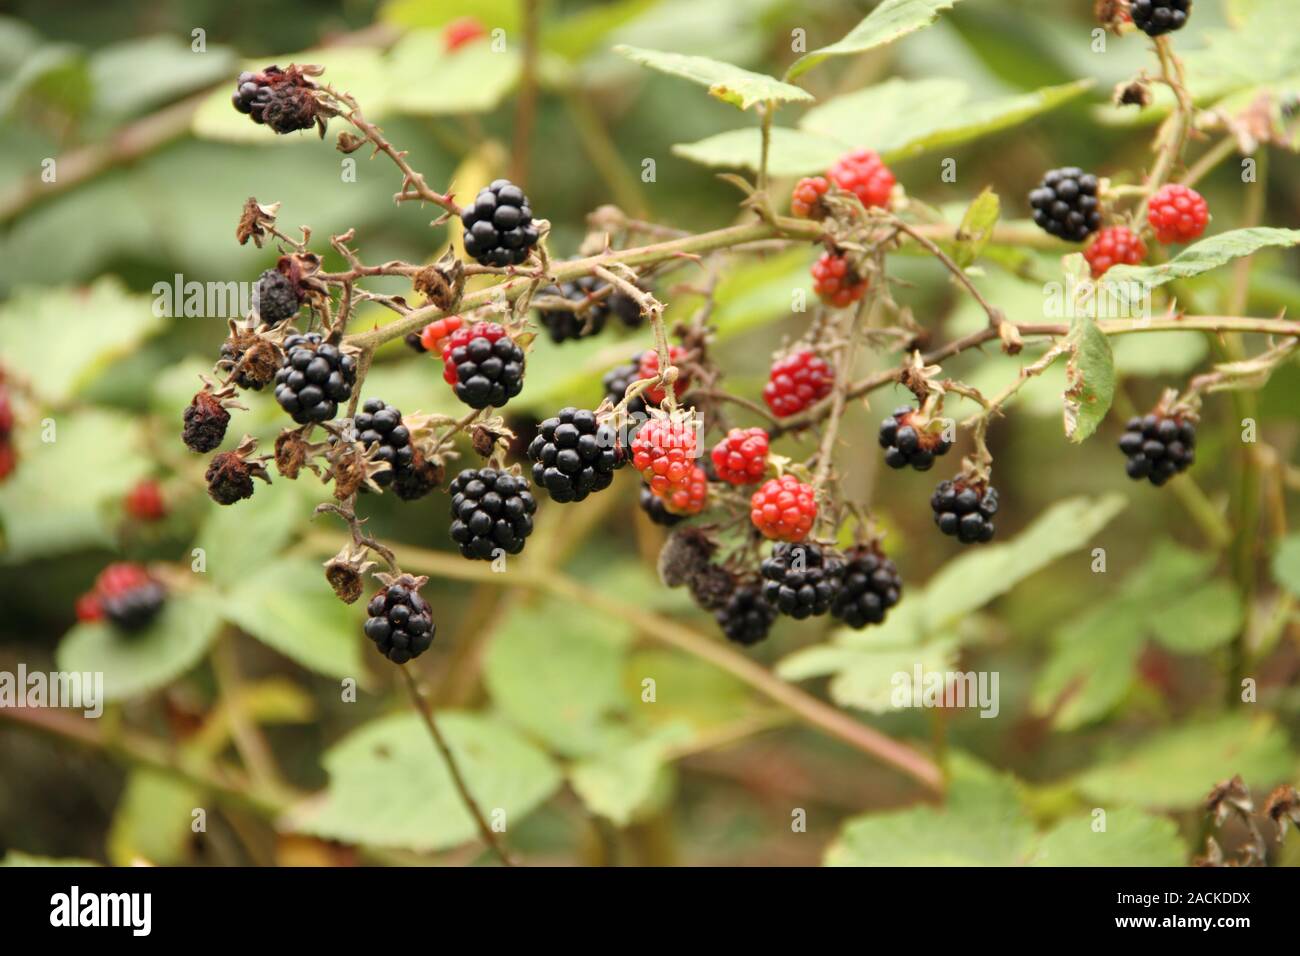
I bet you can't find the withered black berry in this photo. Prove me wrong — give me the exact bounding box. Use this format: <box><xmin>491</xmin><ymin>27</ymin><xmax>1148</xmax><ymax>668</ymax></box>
<box><xmin>205</xmin><ymin>451</ymin><xmax>256</xmax><ymax>505</ymax></box>
<box><xmin>536</xmin><ymin>274</ymin><xmax>641</xmax><ymax>343</ymax></box>
<box><xmin>254</xmin><ymin>269</ymin><xmax>302</xmax><ymax>325</ymax></box>
<box><xmin>183</xmin><ymin>391</ymin><xmax>229</xmax><ymax>453</ymax></box>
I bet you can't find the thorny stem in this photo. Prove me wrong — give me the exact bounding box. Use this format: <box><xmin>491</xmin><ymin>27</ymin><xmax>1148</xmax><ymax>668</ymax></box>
<box><xmin>398</xmin><ymin>666</ymin><xmax>517</xmax><ymax>866</ymax></box>
<box><xmin>1141</xmin><ymin>36</ymin><xmax>1195</xmax><ymax>214</ymax></box>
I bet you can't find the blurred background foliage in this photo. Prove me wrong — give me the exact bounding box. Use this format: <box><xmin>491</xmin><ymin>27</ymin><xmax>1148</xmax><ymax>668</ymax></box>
<box><xmin>1</xmin><ymin>0</ymin><xmax>1299</xmax><ymax>867</ymax></box>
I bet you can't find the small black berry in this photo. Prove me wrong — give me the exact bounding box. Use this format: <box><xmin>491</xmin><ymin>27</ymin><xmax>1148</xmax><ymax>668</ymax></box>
<box><xmin>536</xmin><ymin>274</ymin><xmax>641</xmax><ymax>343</ymax></box>
<box><xmin>716</xmin><ymin>584</ymin><xmax>777</xmax><ymax>646</ymax></box>
<box><xmin>364</xmin><ymin>576</ymin><xmax>436</xmax><ymax>664</ymax></box>
<box><xmin>931</xmin><ymin>478</ymin><xmax>999</xmax><ymax>544</ymax></box>
<box><xmin>254</xmin><ymin>269</ymin><xmax>302</xmax><ymax>325</ymax></box>
<box><xmin>206</xmin><ymin>451</ymin><xmax>256</xmax><ymax>505</ymax></box>
<box><xmin>274</xmin><ymin>332</ymin><xmax>357</xmax><ymax>425</ymax></box>
<box><xmin>260</xmin><ymin>83</ymin><xmax>318</xmax><ymax>134</ymax></box>
<box><xmin>448</xmin><ymin>468</ymin><xmax>537</xmax><ymax>560</ymax></box>
<box><xmin>526</xmin><ymin>407</ymin><xmax>624</xmax><ymax>503</ymax></box>
<box><xmin>1118</xmin><ymin>413</ymin><xmax>1195</xmax><ymax>486</ymax></box>
<box><xmin>603</xmin><ymin>354</ymin><xmax>647</xmax><ymax>418</ymax></box>
<box><xmin>760</xmin><ymin>542</ymin><xmax>843</xmax><ymax>619</ymax></box>
<box><xmin>460</xmin><ymin>179</ymin><xmax>539</xmax><ymax>267</ymax></box>
<box><xmin>1029</xmin><ymin>167</ymin><xmax>1102</xmax><ymax>242</ymax></box>
<box><xmin>353</xmin><ymin>398</ymin><xmax>413</xmax><ymax>489</ymax></box>
<box><xmin>639</xmin><ymin>483</ymin><xmax>684</xmax><ymax>526</ymax></box>
<box><xmin>879</xmin><ymin>406</ymin><xmax>952</xmax><ymax>471</ymax></box>
<box><xmin>830</xmin><ymin>545</ymin><xmax>903</xmax><ymax>629</ymax></box>
<box><xmin>182</xmin><ymin>391</ymin><xmax>229</xmax><ymax>453</ymax></box>
<box><xmin>1130</xmin><ymin>0</ymin><xmax>1191</xmax><ymax>37</ymax></box>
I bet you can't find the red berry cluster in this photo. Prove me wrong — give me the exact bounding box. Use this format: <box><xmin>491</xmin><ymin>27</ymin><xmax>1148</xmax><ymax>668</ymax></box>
<box><xmin>827</xmin><ymin>148</ymin><xmax>896</xmax><ymax>211</ymax></box>
<box><xmin>811</xmin><ymin>252</ymin><xmax>868</xmax><ymax>308</ymax></box>
<box><xmin>631</xmin><ymin>415</ymin><xmax>700</xmax><ymax>496</ymax></box>
<box><xmin>710</xmin><ymin>428</ymin><xmax>769</xmax><ymax>485</ymax></box>
<box><xmin>419</xmin><ymin>315</ymin><xmax>464</xmax><ymax>354</ymax></box>
<box><xmin>443</xmin><ymin>16</ymin><xmax>487</xmax><ymax>51</ymax></box>
<box><xmin>750</xmin><ymin>475</ymin><xmax>818</xmax><ymax>542</ymax></box>
<box><xmin>790</xmin><ymin>176</ymin><xmax>830</xmax><ymax>219</ymax></box>
<box><xmin>124</xmin><ymin>478</ymin><xmax>167</xmax><ymax>521</ymax></box>
<box><xmin>763</xmin><ymin>350</ymin><xmax>834</xmax><ymax>418</ymax></box>
<box><xmin>1147</xmin><ymin>184</ymin><xmax>1209</xmax><ymax>245</ymax></box>
<box><xmin>1084</xmin><ymin>226</ymin><xmax>1147</xmax><ymax>278</ymax></box>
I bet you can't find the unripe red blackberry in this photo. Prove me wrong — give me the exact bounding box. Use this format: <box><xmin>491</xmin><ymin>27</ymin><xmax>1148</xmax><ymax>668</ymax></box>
<box><xmin>931</xmin><ymin>477</ymin><xmax>998</xmax><ymax>544</ymax></box>
<box><xmin>831</xmin><ymin>544</ymin><xmax>903</xmax><ymax>629</ymax></box>
<box><xmin>365</xmin><ymin>576</ymin><xmax>435</xmax><ymax>664</ymax></box>
<box><xmin>760</xmin><ymin>542</ymin><xmax>843</xmax><ymax>619</ymax></box>
<box><xmin>811</xmin><ymin>252</ymin><xmax>868</xmax><ymax>307</ymax></box>
<box><xmin>419</xmin><ymin>315</ymin><xmax>464</xmax><ymax>354</ymax></box>
<box><xmin>461</xmin><ymin>179</ymin><xmax>540</xmax><ymax>267</ymax></box>
<box><xmin>827</xmin><ymin>148</ymin><xmax>896</xmax><ymax>210</ymax></box>
<box><xmin>710</xmin><ymin>427</ymin><xmax>769</xmax><ymax>485</ymax></box>
<box><xmin>636</xmin><ymin>347</ymin><xmax>691</xmax><ymax>405</ymax></box>
<box><xmin>124</xmin><ymin>479</ymin><xmax>166</xmax><ymax>521</ymax></box>
<box><xmin>879</xmin><ymin>407</ymin><xmax>952</xmax><ymax>471</ymax></box>
<box><xmin>631</xmin><ymin>415</ymin><xmax>699</xmax><ymax>495</ymax></box>
<box><xmin>443</xmin><ymin>16</ymin><xmax>487</xmax><ymax>51</ymax></box>
<box><xmin>1147</xmin><ymin>184</ymin><xmax>1209</xmax><ymax>245</ymax></box>
<box><xmin>1084</xmin><ymin>226</ymin><xmax>1147</xmax><ymax>278</ymax></box>
<box><xmin>750</xmin><ymin>475</ymin><xmax>817</xmax><ymax>542</ymax></box>
<box><xmin>1029</xmin><ymin>167</ymin><xmax>1102</xmax><ymax>242</ymax></box>
<box><xmin>83</xmin><ymin>563</ymin><xmax>167</xmax><ymax>632</ymax></box>
<box><xmin>790</xmin><ymin>176</ymin><xmax>830</xmax><ymax>219</ymax></box>
<box><xmin>763</xmin><ymin>351</ymin><xmax>834</xmax><ymax>418</ymax></box>
<box><xmin>1119</xmin><ymin>413</ymin><xmax>1195</xmax><ymax>486</ymax></box>
<box><xmin>657</xmin><ymin>464</ymin><xmax>709</xmax><ymax>516</ymax></box>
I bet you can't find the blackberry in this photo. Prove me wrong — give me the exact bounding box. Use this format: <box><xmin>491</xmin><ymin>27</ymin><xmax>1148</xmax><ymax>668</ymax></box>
<box><xmin>879</xmin><ymin>407</ymin><xmax>952</xmax><ymax>471</ymax></box>
<box><xmin>364</xmin><ymin>577</ymin><xmax>435</xmax><ymax>664</ymax></box>
<box><xmin>603</xmin><ymin>355</ymin><xmax>647</xmax><ymax>418</ymax></box>
<box><xmin>231</xmin><ymin>69</ymin><xmax>276</xmax><ymax>123</ymax></box>
<box><xmin>526</xmin><ymin>407</ymin><xmax>624</xmax><ymax>503</ymax></box>
<box><xmin>639</xmin><ymin>483</ymin><xmax>684</xmax><ymax>526</ymax></box>
<box><xmin>1130</xmin><ymin>0</ymin><xmax>1191</xmax><ymax>37</ymax></box>
<box><xmin>354</xmin><ymin>398</ymin><xmax>413</xmax><ymax>489</ymax></box>
<box><xmin>182</xmin><ymin>391</ymin><xmax>229</xmax><ymax>452</ymax></box>
<box><xmin>760</xmin><ymin>542</ymin><xmax>843</xmax><ymax>619</ymax></box>
<box><xmin>393</xmin><ymin>449</ymin><xmax>443</xmax><ymax>501</ymax></box>
<box><xmin>830</xmin><ymin>545</ymin><xmax>903</xmax><ymax>629</ymax></box>
<box><xmin>205</xmin><ymin>451</ymin><xmax>256</xmax><ymax>505</ymax></box>
<box><xmin>261</xmin><ymin>83</ymin><xmax>318</xmax><ymax>134</ymax></box>
<box><xmin>536</xmin><ymin>274</ymin><xmax>641</xmax><ymax>343</ymax></box>
<box><xmin>1119</xmin><ymin>413</ymin><xmax>1195</xmax><ymax>486</ymax></box>
<box><xmin>689</xmin><ymin>563</ymin><xmax>736</xmax><ymax>613</ymax></box>
<box><xmin>1028</xmin><ymin>167</ymin><xmax>1102</xmax><ymax>242</ymax></box>
<box><xmin>448</xmin><ymin>468</ymin><xmax>537</xmax><ymax>559</ymax></box>
<box><xmin>931</xmin><ymin>478</ymin><xmax>999</xmax><ymax>544</ymax></box>
<box><xmin>404</xmin><ymin>331</ymin><xmax>427</xmax><ymax>353</ymax></box>
<box><xmin>103</xmin><ymin>580</ymin><xmax>167</xmax><ymax>631</ymax></box>
<box><xmin>716</xmin><ymin>585</ymin><xmax>777</xmax><ymax>646</ymax></box>
<box><xmin>253</xmin><ymin>269</ymin><xmax>302</xmax><ymax>325</ymax></box>
<box><xmin>274</xmin><ymin>333</ymin><xmax>357</xmax><ymax>424</ymax></box>
<box><xmin>442</xmin><ymin>322</ymin><xmax>525</xmax><ymax>409</ymax></box>
<box><xmin>460</xmin><ymin>179</ymin><xmax>539</xmax><ymax>267</ymax></box>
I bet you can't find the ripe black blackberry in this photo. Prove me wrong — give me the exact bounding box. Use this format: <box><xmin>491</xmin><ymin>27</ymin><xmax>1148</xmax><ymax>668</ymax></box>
<box><xmin>603</xmin><ymin>354</ymin><xmax>647</xmax><ymax>418</ymax></box>
<box><xmin>443</xmin><ymin>322</ymin><xmax>526</xmax><ymax>409</ymax></box>
<box><xmin>536</xmin><ymin>275</ymin><xmax>641</xmax><ymax>343</ymax></box>
<box><xmin>931</xmin><ymin>478</ymin><xmax>999</xmax><ymax>544</ymax></box>
<box><xmin>273</xmin><ymin>333</ymin><xmax>357</xmax><ymax>424</ymax></box>
<box><xmin>448</xmin><ymin>468</ymin><xmax>537</xmax><ymax>559</ymax></box>
<box><xmin>879</xmin><ymin>406</ymin><xmax>952</xmax><ymax>471</ymax></box>
<box><xmin>460</xmin><ymin>179</ymin><xmax>540</xmax><ymax>267</ymax></box>
<box><xmin>364</xmin><ymin>577</ymin><xmax>435</xmax><ymax>664</ymax></box>
<box><xmin>103</xmin><ymin>581</ymin><xmax>167</xmax><ymax>631</ymax></box>
<box><xmin>760</xmin><ymin>542</ymin><xmax>843</xmax><ymax>619</ymax></box>
<box><xmin>182</xmin><ymin>391</ymin><xmax>229</xmax><ymax>452</ymax></box>
<box><xmin>830</xmin><ymin>545</ymin><xmax>903</xmax><ymax>629</ymax></box>
<box><xmin>254</xmin><ymin>269</ymin><xmax>302</xmax><ymax>325</ymax></box>
<box><xmin>404</xmin><ymin>331</ymin><xmax>427</xmax><ymax>353</ymax></box>
<box><xmin>1028</xmin><ymin>167</ymin><xmax>1102</xmax><ymax>242</ymax></box>
<box><xmin>1118</xmin><ymin>413</ymin><xmax>1195</xmax><ymax>486</ymax></box>
<box><xmin>1130</xmin><ymin>0</ymin><xmax>1191</xmax><ymax>36</ymax></box>
<box><xmin>526</xmin><ymin>407</ymin><xmax>624</xmax><ymax>503</ymax></box>
<box><xmin>716</xmin><ymin>584</ymin><xmax>777</xmax><ymax>646</ymax></box>
<box><xmin>354</xmin><ymin>398</ymin><xmax>413</xmax><ymax>489</ymax></box>
<box><xmin>639</xmin><ymin>483</ymin><xmax>684</xmax><ymax>526</ymax></box>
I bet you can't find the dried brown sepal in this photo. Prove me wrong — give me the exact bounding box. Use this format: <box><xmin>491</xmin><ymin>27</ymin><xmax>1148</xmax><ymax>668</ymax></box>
<box><xmin>371</xmin><ymin>571</ymin><xmax>430</xmax><ymax>592</ymax></box>
<box><xmin>220</xmin><ymin>321</ymin><xmax>283</xmax><ymax>389</ymax></box>
<box><xmin>274</xmin><ymin>427</ymin><xmax>325</xmax><ymax>480</ymax></box>
<box><xmin>1115</xmin><ymin>79</ymin><xmax>1153</xmax><ymax>109</ymax></box>
<box><xmin>324</xmin><ymin>544</ymin><xmax>377</xmax><ymax>604</ymax></box>
<box><xmin>336</xmin><ymin>131</ymin><xmax>365</xmax><ymax>154</ymax></box>
<box><xmin>392</xmin><ymin>448</ymin><xmax>443</xmax><ymax>501</ymax></box>
<box><xmin>1262</xmin><ymin>785</ymin><xmax>1300</xmax><ymax>840</ymax></box>
<box><xmin>236</xmin><ymin>197</ymin><xmax>282</xmax><ymax>248</ymax></box>
<box><xmin>205</xmin><ymin>435</ymin><xmax>271</xmax><ymax>505</ymax></box>
<box><xmin>412</xmin><ymin>255</ymin><xmax>466</xmax><ymax>313</ymax></box>
<box><xmin>326</xmin><ymin>440</ymin><xmax>390</xmax><ymax>500</ymax></box>
<box><xmin>1205</xmin><ymin>775</ymin><xmax>1254</xmax><ymax>826</ymax></box>
<box><xmin>1094</xmin><ymin>0</ymin><xmax>1129</xmax><ymax>34</ymax></box>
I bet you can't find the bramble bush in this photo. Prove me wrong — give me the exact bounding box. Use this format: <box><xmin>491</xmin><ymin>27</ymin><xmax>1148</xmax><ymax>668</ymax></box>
<box><xmin>2</xmin><ymin>0</ymin><xmax>1300</xmax><ymax>867</ymax></box>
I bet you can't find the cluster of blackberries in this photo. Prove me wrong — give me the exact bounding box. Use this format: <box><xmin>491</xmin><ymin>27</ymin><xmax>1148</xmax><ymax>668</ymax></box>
<box><xmin>879</xmin><ymin>407</ymin><xmax>952</xmax><ymax>471</ymax></box>
<box><xmin>231</xmin><ymin>67</ymin><xmax>318</xmax><ymax>134</ymax></box>
<box><xmin>760</xmin><ymin>543</ymin><xmax>842</xmax><ymax>619</ymax></box>
<box><xmin>442</xmin><ymin>322</ymin><xmax>526</xmax><ymax>410</ymax></box>
<box><xmin>831</xmin><ymin>546</ymin><xmax>903</xmax><ymax>629</ymax></box>
<box><xmin>364</xmin><ymin>578</ymin><xmax>435</xmax><ymax>664</ymax></box>
<box><xmin>1119</xmin><ymin>413</ymin><xmax>1195</xmax><ymax>486</ymax></box>
<box><xmin>448</xmin><ymin>468</ymin><xmax>537</xmax><ymax>559</ymax></box>
<box><xmin>254</xmin><ymin>269</ymin><xmax>302</xmax><ymax>325</ymax></box>
<box><xmin>1029</xmin><ymin>167</ymin><xmax>1102</xmax><ymax>242</ymax></box>
<box><xmin>536</xmin><ymin>274</ymin><xmax>641</xmax><ymax>343</ymax></box>
<box><xmin>354</xmin><ymin>399</ymin><xmax>414</xmax><ymax>489</ymax></box>
<box><xmin>527</xmin><ymin>407</ymin><xmax>624</xmax><ymax>503</ymax></box>
<box><xmin>274</xmin><ymin>333</ymin><xmax>357</xmax><ymax>424</ymax></box>
<box><xmin>461</xmin><ymin>179</ymin><xmax>539</xmax><ymax>267</ymax></box>
<box><xmin>1131</xmin><ymin>0</ymin><xmax>1191</xmax><ymax>36</ymax></box>
<box><xmin>931</xmin><ymin>479</ymin><xmax>999</xmax><ymax>544</ymax></box>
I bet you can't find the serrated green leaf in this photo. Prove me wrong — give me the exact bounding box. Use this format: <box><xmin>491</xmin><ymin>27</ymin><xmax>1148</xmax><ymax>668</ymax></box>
<box><xmin>1063</xmin><ymin>314</ymin><xmax>1114</xmax><ymax>444</ymax></box>
<box><xmin>1149</xmin><ymin>581</ymin><xmax>1243</xmax><ymax>653</ymax></box>
<box><xmin>614</xmin><ymin>45</ymin><xmax>812</xmax><ymax>110</ymax></box>
<box><xmin>671</xmin><ymin>127</ymin><xmax>845</xmax><ymax>176</ymax></box>
<box><xmin>954</xmin><ymin>188</ymin><xmax>1000</xmax><ymax>270</ymax></box>
<box><xmin>1029</xmin><ymin>808</ymin><xmax>1186</xmax><ymax>867</ymax></box>
<box><xmin>224</xmin><ymin>560</ymin><xmax>367</xmax><ymax>680</ymax></box>
<box><xmin>289</xmin><ymin>711</ymin><xmax>562</xmax><ymax>852</ymax></box>
<box><xmin>568</xmin><ymin>734</ymin><xmax>679</xmax><ymax>827</ymax></box>
<box><xmin>1103</xmin><ymin>228</ymin><xmax>1300</xmax><ymax>307</ymax></box>
<box><xmin>787</xmin><ymin>0</ymin><xmax>966</xmax><ymax>80</ymax></box>
<box><xmin>56</xmin><ymin>591</ymin><xmax>223</xmax><ymax>702</ymax></box>
<box><xmin>388</xmin><ymin>32</ymin><xmax>520</xmax><ymax>115</ymax></box>
<box><xmin>1074</xmin><ymin>715</ymin><xmax>1295</xmax><ymax>809</ymax></box>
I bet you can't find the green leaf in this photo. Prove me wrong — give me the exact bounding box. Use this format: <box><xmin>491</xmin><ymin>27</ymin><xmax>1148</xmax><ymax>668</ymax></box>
<box><xmin>1148</xmin><ymin>581</ymin><xmax>1243</xmax><ymax>653</ymax></box>
<box><xmin>1074</xmin><ymin>715</ymin><xmax>1295</xmax><ymax>809</ymax></box>
<box><xmin>1029</xmin><ymin>809</ymin><xmax>1186</xmax><ymax>867</ymax></box>
<box><xmin>569</xmin><ymin>735</ymin><xmax>678</xmax><ymax>827</ymax></box>
<box><xmin>56</xmin><ymin>591</ymin><xmax>223</xmax><ymax>702</ymax></box>
<box><xmin>953</xmin><ymin>188</ymin><xmax>1000</xmax><ymax>270</ymax></box>
<box><xmin>614</xmin><ymin>45</ymin><xmax>813</xmax><ymax>110</ymax></box>
<box><xmin>380</xmin><ymin>0</ymin><xmax>519</xmax><ymax>32</ymax></box>
<box><xmin>223</xmin><ymin>561</ymin><xmax>367</xmax><ymax>681</ymax></box>
<box><xmin>0</xmin><ymin>409</ymin><xmax>150</xmax><ymax>561</ymax></box>
<box><xmin>107</xmin><ymin>769</ymin><xmax>201</xmax><ymax>866</ymax></box>
<box><xmin>388</xmin><ymin>32</ymin><xmax>521</xmax><ymax>115</ymax></box>
<box><xmin>483</xmin><ymin>597</ymin><xmax>632</xmax><ymax>757</ymax></box>
<box><xmin>671</xmin><ymin>127</ymin><xmax>844</xmax><ymax>176</ymax></box>
<box><xmin>787</xmin><ymin>0</ymin><xmax>966</xmax><ymax>80</ymax></box>
<box><xmin>542</xmin><ymin>0</ymin><xmax>658</xmax><ymax>62</ymax></box>
<box><xmin>193</xmin><ymin>482</ymin><xmax>313</xmax><ymax>589</ymax></box>
<box><xmin>89</xmin><ymin>35</ymin><xmax>236</xmax><ymax>121</ymax></box>
<box><xmin>0</xmin><ymin>279</ymin><xmax>165</xmax><ymax>403</ymax></box>
<box><xmin>827</xmin><ymin>755</ymin><xmax>1034</xmax><ymax>866</ymax></box>
<box><xmin>1112</xmin><ymin>331</ymin><xmax>1208</xmax><ymax>377</ymax></box>
<box><xmin>1270</xmin><ymin>534</ymin><xmax>1300</xmax><ymax>596</ymax></box>
<box><xmin>1103</xmin><ymin>228</ymin><xmax>1300</xmax><ymax>304</ymax></box>
<box><xmin>289</xmin><ymin>711</ymin><xmax>562</xmax><ymax>852</ymax></box>
<box><xmin>1063</xmin><ymin>314</ymin><xmax>1115</xmax><ymax>444</ymax></box>
<box><xmin>1</xmin><ymin>851</ymin><xmax>98</xmax><ymax>867</ymax></box>
<box><xmin>625</xmin><ymin>649</ymin><xmax>762</xmax><ymax>734</ymax></box>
